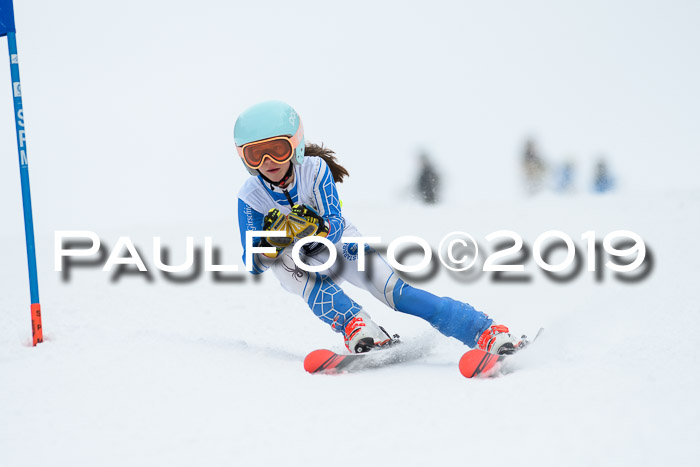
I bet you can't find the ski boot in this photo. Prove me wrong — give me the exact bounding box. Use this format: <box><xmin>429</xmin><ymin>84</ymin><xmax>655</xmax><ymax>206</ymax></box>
<box><xmin>477</xmin><ymin>324</ymin><xmax>527</xmax><ymax>355</ymax></box>
<box><xmin>343</xmin><ymin>311</ymin><xmax>397</xmax><ymax>353</ymax></box>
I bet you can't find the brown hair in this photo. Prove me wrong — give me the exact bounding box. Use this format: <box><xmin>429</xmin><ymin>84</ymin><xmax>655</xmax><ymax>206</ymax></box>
<box><xmin>304</xmin><ymin>143</ymin><xmax>349</xmax><ymax>183</ymax></box>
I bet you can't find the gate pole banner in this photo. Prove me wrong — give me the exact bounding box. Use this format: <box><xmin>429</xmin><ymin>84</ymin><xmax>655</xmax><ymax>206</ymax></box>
<box><xmin>2</xmin><ymin>0</ymin><xmax>43</xmax><ymax>345</ymax></box>
<box><xmin>0</xmin><ymin>0</ymin><xmax>16</xmax><ymax>36</ymax></box>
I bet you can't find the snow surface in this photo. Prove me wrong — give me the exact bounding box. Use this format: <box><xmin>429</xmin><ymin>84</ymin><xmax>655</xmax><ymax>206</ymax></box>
<box><xmin>2</xmin><ymin>1</ymin><xmax>700</xmax><ymax>466</ymax></box>
<box><xmin>2</xmin><ymin>194</ymin><xmax>699</xmax><ymax>466</ymax></box>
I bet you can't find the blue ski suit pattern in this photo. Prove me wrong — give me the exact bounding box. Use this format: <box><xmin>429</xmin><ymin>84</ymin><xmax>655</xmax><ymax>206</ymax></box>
<box><xmin>237</xmin><ymin>157</ymin><xmax>491</xmax><ymax>347</ymax></box>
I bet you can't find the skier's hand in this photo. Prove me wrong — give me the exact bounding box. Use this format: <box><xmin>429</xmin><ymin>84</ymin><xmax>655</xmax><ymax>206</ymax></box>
<box><xmin>287</xmin><ymin>204</ymin><xmax>329</xmax><ymax>239</ymax></box>
<box><xmin>260</xmin><ymin>208</ymin><xmax>293</xmax><ymax>258</ymax></box>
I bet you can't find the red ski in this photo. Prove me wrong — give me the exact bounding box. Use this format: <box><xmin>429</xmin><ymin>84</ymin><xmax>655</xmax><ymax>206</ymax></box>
<box><xmin>459</xmin><ymin>328</ymin><xmax>544</xmax><ymax>378</ymax></box>
<box><xmin>458</xmin><ymin>349</ymin><xmax>504</xmax><ymax>378</ymax></box>
<box><xmin>304</xmin><ymin>349</ymin><xmax>365</xmax><ymax>374</ymax></box>
<box><xmin>304</xmin><ymin>341</ymin><xmax>425</xmax><ymax>374</ymax></box>
<box><xmin>304</xmin><ymin>329</ymin><xmax>543</xmax><ymax>377</ymax></box>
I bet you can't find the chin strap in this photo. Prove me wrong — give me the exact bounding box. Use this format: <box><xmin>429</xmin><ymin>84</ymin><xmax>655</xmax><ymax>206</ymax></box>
<box><xmin>281</xmin><ymin>188</ymin><xmax>294</xmax><ymax>207</ymax></box>
<box><xmin>260</xmin><ymin>164</ymin><xmax>295</xmax><ymax>206</ymax></box>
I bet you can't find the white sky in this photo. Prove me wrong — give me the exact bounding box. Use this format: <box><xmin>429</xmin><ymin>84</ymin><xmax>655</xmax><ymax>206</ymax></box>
<box><xmin>1</xmin><ymin>0</ymin><xmax>699</xmax><ymax>232</ymax></box>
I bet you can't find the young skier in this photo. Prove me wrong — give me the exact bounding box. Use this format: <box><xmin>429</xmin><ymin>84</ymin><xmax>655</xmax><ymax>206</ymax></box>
<box><xmin>235</xmin><ymin>100</ymin><xmax>525</xmax><ymax>355</ymax></box>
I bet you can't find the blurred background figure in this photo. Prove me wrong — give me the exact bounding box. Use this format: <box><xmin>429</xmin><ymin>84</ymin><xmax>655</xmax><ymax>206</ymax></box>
<box><xmin>554</xmin><ymin>159</ymin><xmax>576</xmax><ymax>193</ymax></box>
<box><xmin>522</xmin><ymin>138</ymin><xmax>547</xmax><ymax>195</ymax></box>
<box><xmin>416</xmin><ymin>152</ymin><xmax>441</xmax><ymax>204</ymax></box>
<box><xmin>593</xmin><ymin>158</ymin><xmax>615</xmax><ymax>193</ymax></box>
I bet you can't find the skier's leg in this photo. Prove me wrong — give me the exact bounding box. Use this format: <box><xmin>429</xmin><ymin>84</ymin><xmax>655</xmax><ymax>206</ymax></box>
<box><xmin>342</xmin><ymin>247</ymin><xmax>524</xmax><ymax>353</ymax></box>
<box><xmin>270</xmin><ymin>251</ymin><xmax>360</xmax><ymax>333</ymax></box>
<box><xmin>335</xmin><ymin>237</ymin><xmax>492</xmax><ymax>348</ymax></box>
<box><xmin>390</xmin><ymin>277</ymin><xmax>493</xmax><ymax>348</ymax></box>
<box><xmin>270</xmin><ymin>248</ymin><xmax>394</xmax><ymax>351</ymax></box>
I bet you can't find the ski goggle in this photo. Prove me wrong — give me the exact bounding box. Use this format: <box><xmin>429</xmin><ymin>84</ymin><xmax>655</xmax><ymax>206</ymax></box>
<box><xmin>236</xmin><ymin>123</ymin><xmax>304</xmax><ymax>170</ymax></box>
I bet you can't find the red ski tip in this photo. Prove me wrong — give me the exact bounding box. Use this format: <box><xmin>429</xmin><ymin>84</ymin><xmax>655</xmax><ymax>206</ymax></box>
<box><xmin>304</xmin><ymin>349</ymin><xmax>337</xmax><ymax>373</ymax></box>
<box><xmin>458</xmin><ymin>349</ymin><xmax>500</xmax><ymax>378</ymax></box>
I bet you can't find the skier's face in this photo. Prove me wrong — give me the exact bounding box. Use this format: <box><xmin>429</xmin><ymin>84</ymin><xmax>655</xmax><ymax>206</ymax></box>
<box><xmin>259</xmin><ymin>158</ymin><xmax>291</xmax><ymax>183</ymax></box>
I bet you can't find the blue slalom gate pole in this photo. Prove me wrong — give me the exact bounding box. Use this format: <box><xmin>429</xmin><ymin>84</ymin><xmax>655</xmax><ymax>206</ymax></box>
<box><xmin>2</xmin><ymin>0</ymin><xmax>43</xmax><ymax>345</ymax></box>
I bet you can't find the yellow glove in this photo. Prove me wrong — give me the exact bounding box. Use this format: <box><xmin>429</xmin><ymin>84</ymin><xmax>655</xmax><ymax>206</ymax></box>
<box><xmin>287</xmin><ymin>204</ymin><xmax>329</xmax><ymax>240</ymax></box>
<box><xmin>260</xmin><ymin>208</ymin><xmax>293</xmax><ymax>258</ymax></box>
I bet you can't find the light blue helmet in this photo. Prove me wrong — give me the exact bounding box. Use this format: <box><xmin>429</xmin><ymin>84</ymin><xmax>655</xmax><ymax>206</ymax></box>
<box><xmin>234</xmin><ymin>100</ymin><xmax>305</xmax><ymax>176</ymax></box>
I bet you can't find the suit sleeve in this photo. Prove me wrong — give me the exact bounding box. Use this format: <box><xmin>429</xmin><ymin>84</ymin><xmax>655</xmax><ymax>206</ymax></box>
<box><xmin>312</xmin><ymin>159</ymin><xmax>345</xmax><ymax>244</ymax></box>
<box><xmin>237</xmin><ymin>198</ymin><xmax>274</xmax><ymax>274</ymax></box>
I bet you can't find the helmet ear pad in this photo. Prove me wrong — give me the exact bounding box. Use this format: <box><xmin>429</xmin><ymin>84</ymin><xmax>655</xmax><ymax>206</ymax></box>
<box><xmin>294</xmin><ymin>137</ymin><xmax>305</xmax><ymax>166</ymax></box>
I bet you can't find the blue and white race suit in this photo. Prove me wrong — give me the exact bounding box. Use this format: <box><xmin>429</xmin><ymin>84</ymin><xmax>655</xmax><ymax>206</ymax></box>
<box><xmin>237</xmin><ymin>156</ymin><xmax>491</xmax><ymax>347</ymax></box>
